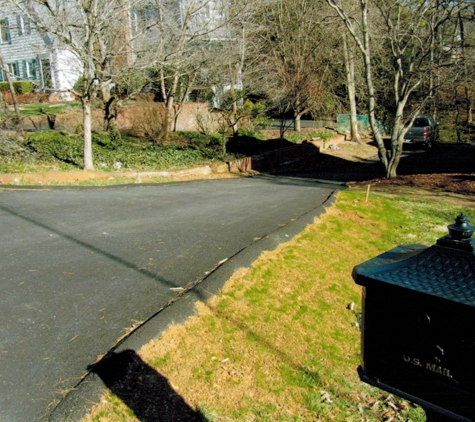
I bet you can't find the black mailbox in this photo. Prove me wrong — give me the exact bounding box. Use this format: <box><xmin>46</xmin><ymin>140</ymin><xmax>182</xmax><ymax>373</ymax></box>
<box><xmin>353</xmin><ymin>214</ymin><xmax>475</xmax><ymax>421</ymax></box>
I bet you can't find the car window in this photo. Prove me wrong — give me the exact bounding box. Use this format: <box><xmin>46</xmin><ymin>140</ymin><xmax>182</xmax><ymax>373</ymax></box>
<box><xmin>414</xmin><ymin>118</ymin><xmax>429</xmax><ymax>126</ymax></box>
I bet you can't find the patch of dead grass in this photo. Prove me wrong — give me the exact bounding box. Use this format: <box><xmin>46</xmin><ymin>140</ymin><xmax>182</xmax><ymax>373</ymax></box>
<box><xmin>82</xmin><ymin>191</ymin><xmax>431</xmax><ymax>422</ymax></box>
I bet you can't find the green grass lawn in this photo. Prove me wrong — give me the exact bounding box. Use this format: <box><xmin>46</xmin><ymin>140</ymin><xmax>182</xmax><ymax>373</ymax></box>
<box><xmin>80</xmin><ymin>190</ymin><xmax>470</xmax><ymax>421</ymax></box>
<box><xmin>18</xmin><ymin>103</ymin><xmax>71</xmax><ymax>116</ymax></box>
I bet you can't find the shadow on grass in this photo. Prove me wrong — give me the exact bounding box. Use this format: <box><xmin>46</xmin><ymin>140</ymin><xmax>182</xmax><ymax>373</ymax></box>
<box><xmin>90</xmin><ymin>350</ymin><xmax>207</xmax><ymax>422</ymax></box>
<box><xmin>264</xmin><ymin>140</ymin><xmax>475</xmax><ymax>183</ymax></box>
<box><xmin>246</xmin><ymin>139</ymin><xmax>384</xmax><ymax>181</ymax></box>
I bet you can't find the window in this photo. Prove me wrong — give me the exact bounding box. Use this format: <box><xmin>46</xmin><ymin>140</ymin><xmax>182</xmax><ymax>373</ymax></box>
<box><xmin>17</xmin><ymin>15</ymin><xmax>31</xmax><ymax>36</ymax></box>
<box><xmin>414</xmin><ymin>118</ymin><xmax>429</xmax><ymax>127</ymax></box>
<box><xmin>0</xmin><ymin>17</ymin><xmax>11</xmax><ymax>44</ymax></box>
<box><xmin>7</xmin><ymin>62</ymin><xmax>20</xmax><ymax>79</ymax></box>
<box><xmin>22</xmin><ymin>59</ymin><xmax>37</xmax><ymax>79</ymax></box>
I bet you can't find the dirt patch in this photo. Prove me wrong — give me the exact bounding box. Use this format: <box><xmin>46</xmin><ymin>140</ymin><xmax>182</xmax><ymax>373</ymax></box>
<box><xmin>354</xmin><ymin>173</ymin><xmax>475</xmax><ymax>197</ymax></box>
<box><xmin>344</xmin><ymin>143</ymin><xmax>475</xmax><ymax>199</ymax></box>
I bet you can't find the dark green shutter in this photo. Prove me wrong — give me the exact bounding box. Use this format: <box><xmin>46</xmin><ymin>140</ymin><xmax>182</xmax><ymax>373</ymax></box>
<box><xmin>30</xmin><ymin>59</ymin><xmax>37</xmax><ymax>80</ymax></box>
<box><xmin>5</xmin><ymin>17</ymin><xmax>11</xmax><ymax>44</ymax></box>
<box><xmin>17</xmin><ymin>15</ymin><xmax>22</xmax><ymax>36</ymax></box>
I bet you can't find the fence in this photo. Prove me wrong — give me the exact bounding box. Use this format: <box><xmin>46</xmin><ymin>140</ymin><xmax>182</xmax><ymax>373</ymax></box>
<box><xmin>337</xmin><ymin>114</ymin><xmax>385</xmax><ymax>135</ymax></box>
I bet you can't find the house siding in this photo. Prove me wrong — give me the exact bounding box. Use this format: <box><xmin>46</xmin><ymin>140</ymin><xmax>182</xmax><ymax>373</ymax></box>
<box><xmin>0</xmin><ymin>3</ymin><xmax>79</xmax><ymax>98</ymax></box>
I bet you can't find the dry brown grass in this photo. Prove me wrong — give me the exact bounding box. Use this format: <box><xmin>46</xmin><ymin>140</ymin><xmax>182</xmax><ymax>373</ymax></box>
<box><xmin>81</xmin><ymin>191</ymin><xmax>440</xmax><ymax>422</ymax></box>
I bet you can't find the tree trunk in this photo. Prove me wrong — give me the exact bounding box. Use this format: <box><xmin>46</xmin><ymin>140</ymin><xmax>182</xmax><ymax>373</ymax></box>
<box><xmin>465</xmin><ymin>86</ymin><xmax>473</xmax><ymax>125</ymax></box>
<box><xmin>163</xmin><ymin>95</ymin><xmax>174</xmax><ymax>142</ymax></box>
<box><xmin>386</xmin><ymin>137</ymin><xmax>402</xmax><ymax>178</ymax></box>
<box><xmin>104</xmin><ymin>98</ymin><xmax>121</xmax><ymax>142</ymax></box>
<box><xmin>231</xmin><ymin>96</ymin><xmax>239</xmax><ymax>135</ymax></box>
<box><xmin>228</xmin><ymin>65</ymin><xmax>240</xmax><ymax>136</ymax></box>
<box><xmin>455</xmin><ymin>88</ymin><xmax>463</xmax><ymax>142</ymax></box>
<box><xmin>161</xmin><ymin>72</ymin><xmax>180</xmax><ymax>143</ymax></box>
<box><xmin>170</xmin><ymin>73</ymin><xmax>196</xmax><ymax>134</ymax></box>
<box><xmin>0</xmin><ymin>54</ymin><xmax>23</xmax><ymax>138</ymax></box>
<box><xmin>82</xmin><ymin>98</ymin><xmax>94</xmax><ymax>170</ymax></box>
<box><xmin>359</xmin><ymin>0</ymin><xmax>388</xmax><ymax>171</ymax></box>
<box><xmin>429</xmin><ymin>10</ymin><xmax>439</xmax><ymax>122</ymax></box>
<box><xmin>387</xmin><ymin>118</ymin><xmax>405</xmax><ymax>178</ymax></box>
<box><xmin>457</xmin><ymin>10</ymin><xmax>472</xmax><ymax>125</ymax></box>
<box><xmin>343</xmin><ymin>32</ymin><xmax>361</xmax><ymax>144</ymax></box>
<box><xmin>0</xmin><ymin>90</ymin><xmax>13</xmax><ymax>126</ymax></box>
<box><xmin>102</xmin><ymin>84</ymin><xmax>121</xmax><ymax>140</ymax></box>
<box><xmin>327</xmin><ymin>0</ymin><xmax>389</xmax><ymax>172</ymax></box>
<box><xmin>294</xmin><ymin>113</ymin><xmax>302</xmax><ymax>132</ymax></box>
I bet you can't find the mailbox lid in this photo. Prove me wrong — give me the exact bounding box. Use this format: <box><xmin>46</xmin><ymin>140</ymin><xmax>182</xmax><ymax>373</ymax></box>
<box><xmin>353</xmin><ymin>242</ymin><xmax>475</xmax><ymax>307</ymax></box>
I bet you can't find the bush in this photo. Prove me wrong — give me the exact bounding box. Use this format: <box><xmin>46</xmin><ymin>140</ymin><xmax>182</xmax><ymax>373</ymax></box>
<box><xmin>0</xmin><ymin>133</ymin><xmax>34</xmax><ymax>163</ymax></box>
<box><xmin>175</xmin><ymin>131</ymin><xmax>223</xmax><ymax>149</ymax></box>
<box><xmin>73</xmin><ymin>77</ymin><xmax>84</xmax><ymax>95</ymax></box>
<box><xmin>194</xmin><ymin>108</ymin><xmax>220</xmax><ymax>135</ymax></box>
<box><xmin>237</xmin><ymin>128</ymin><xmax>266</xmax><ymax>140</ymax></box>
<box><xmin>285</xmin><ymin>129</ymin><xmax>335</xmax><ymax>144</ymax></box>
<box><xmin>129</xmin><ymin>101</ymin><xmax>166</xmax><ymax>143</ymax></box>
<box><xmin>189</xmin><ymin>88</ymin><xmax>214</xmax><ymax>103</ymax></box>
<box><xmin>241</xmin><ymin>100</ymin><xmax>272</xmax><ymax>131</ymax></box>
<box><xmin>0</xmin><ymin>81</ymin><xmax>34</xmax><ymax>94</ymax></box>
<box><xmin>97</xmin><ymin>143</ymin><xmax>224</xmax><ymax>170</ymax></box>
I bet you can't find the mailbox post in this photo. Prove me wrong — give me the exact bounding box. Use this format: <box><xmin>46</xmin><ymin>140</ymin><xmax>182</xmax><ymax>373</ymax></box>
<box><xmin>353</xmin><ymin>214</ymin><xmax>475</xmax><ymax>421</ymax></box>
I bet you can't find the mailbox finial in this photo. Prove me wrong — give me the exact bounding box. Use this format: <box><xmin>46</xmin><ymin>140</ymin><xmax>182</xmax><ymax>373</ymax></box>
<box><xmin>448</xmin><ymin>213</ymin><xmax>474</xmax><ymax>241</ymax></box>
<box><xmin>436</xmin><ymin>213</ymin><xmax>474</xmax><ymax>252</ymax></box>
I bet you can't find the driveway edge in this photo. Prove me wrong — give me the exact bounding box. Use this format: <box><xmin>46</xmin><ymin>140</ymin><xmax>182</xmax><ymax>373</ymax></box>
<box><xmin>48</xmin><ymin>183</ymin><xmax>342</xmax><ymax>422</ymax></box>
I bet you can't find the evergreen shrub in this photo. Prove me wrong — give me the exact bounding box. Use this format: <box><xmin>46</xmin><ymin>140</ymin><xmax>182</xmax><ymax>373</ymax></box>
<box><xmin>0</xmin><ymin>81</ymin><xmax>34</xmax><ymax>94</ymax></box>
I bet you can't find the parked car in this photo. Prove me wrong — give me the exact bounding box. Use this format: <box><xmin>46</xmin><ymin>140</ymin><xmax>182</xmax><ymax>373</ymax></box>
<box><xmin>404</xmin><ymin>116</ymin><xmax>439</xmax><ymax>148</ymax></box>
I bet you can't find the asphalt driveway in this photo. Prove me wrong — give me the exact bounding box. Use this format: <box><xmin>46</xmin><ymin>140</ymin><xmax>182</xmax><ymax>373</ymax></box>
<box><xmin>0</xmin><ymin>176</ymin><xmax>342</xmax><ymax>421</ymax></box>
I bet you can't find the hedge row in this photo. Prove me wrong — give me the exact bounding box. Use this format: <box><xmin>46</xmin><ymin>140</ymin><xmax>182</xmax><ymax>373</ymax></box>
<box><xmin>0</xmin><ymin>81</ymin><xmax>35</xmax><ymax>94</ymax></box>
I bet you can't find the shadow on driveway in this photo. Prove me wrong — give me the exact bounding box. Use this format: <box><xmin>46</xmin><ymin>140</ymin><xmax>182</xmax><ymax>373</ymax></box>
<box><xmin>90</xmin><ymin>350</ymin><xmax>207</xmax><ymax>422</ymax></box>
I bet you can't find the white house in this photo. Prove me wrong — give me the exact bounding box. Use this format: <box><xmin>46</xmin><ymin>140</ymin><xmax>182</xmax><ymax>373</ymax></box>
<box><xmin>1</xmin><ymin>0</ymin><xmax>232</xmax><ymax>102</ymax></box>
<box><xmin>0</xmin><ymin>3</ymin><xmax>80</xmax><ymax>99</ymax></box>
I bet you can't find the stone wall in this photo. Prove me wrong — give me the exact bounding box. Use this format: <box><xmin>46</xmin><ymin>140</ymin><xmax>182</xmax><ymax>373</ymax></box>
<box><xmin>117</xmin><ymin>102</ymin><xmax>213</xmax><ymax>133</ymax></box>
<box><xmin>20</xmin><ymin>101</ymin><xmax>214</xmax><ymax>133</ymax></box>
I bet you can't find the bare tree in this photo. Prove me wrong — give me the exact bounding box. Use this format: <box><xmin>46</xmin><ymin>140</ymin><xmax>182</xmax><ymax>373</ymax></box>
<box><xmin>342</xmin><ymin>32</ymin><xmax>361</xmax><ymax>144</ymax></box>
<box><xmin>132</xmin><ymin>0</ymin><xmax>248</xmax><ymax>142</ymax></box>
<box><xmin>0</xmin><ymin>52</ymin><xmax>23</xmax><ymax>137</ymax></box>
<box><xmin>327</xmin><ymin>0</ymin><xmax>457</xmax><ymax>178</ymax></box>
<box><xmin>249</xmin><ymin>0</ymin><xmax>342</xmax><ymax>133</ymax></box>
<box><xmin>9</xmin><ymin>0</ymin><xmax>144</xmax><ymax>169</ymax></box>
<box><xmin>452</xmin><ymin>1</ymin><xmax>475</xmax><ymax>127</ymax></box>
